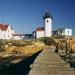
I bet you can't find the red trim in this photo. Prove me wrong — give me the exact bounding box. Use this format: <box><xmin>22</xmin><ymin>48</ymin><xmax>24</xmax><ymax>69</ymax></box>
<box><xmin>0</xmin><ymin>24</ymin><xmax>9</xmax><ymax>31</ymax></box>
<box><xmin>36</xmin><ymin>27</ymin><xmax>44</xmax><ymax>31</ymax></box>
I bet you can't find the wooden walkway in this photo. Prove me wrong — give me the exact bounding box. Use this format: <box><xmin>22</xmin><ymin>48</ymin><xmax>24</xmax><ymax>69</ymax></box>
<box><xmin>29</xmin><ymin>48</ymin><xmax>75</xmax><ymax>75</ymax></box>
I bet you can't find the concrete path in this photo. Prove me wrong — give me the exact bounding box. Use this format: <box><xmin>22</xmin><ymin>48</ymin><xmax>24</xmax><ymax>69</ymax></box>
<box><xmin>29</xmin><ymin>48</ymin><xmax>75</xmax><ymax>75</ymax></box>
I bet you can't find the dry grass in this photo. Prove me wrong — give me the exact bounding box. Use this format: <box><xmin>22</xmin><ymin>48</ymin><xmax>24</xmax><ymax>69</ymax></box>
<box><xmin>0</xmin><ymin>40</ymin><xmax>45</xmax><ymax>66</ymax></box>
<box><xmin>54</xmin><ymin>37</ymin><xmax>75</xmax><ymax>53</ymax></box>
<box><xmin>0</xmin><ymin>40</ymin><xmax>45</xmax><ymax>57</ymax></box>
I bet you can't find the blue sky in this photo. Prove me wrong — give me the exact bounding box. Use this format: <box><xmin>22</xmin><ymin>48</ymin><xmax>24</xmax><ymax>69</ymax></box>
<box><xmin>0</xmin><ymin>0</ymin><xmax>75</xmax><ymax>35</ymax></box>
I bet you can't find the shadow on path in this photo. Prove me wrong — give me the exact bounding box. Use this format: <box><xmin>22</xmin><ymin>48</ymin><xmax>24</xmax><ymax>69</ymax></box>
<box><xmin>0</xmin><ymin>50</ymin><xmax>43</xmax><ymax>75</ymax></box>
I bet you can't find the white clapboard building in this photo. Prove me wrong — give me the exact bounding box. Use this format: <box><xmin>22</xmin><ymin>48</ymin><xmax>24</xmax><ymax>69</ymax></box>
<box><xmin>0</xmin><ymin>24</ymin><xmax>25</xmax><ymax>40</ymax></box>
<box><xmin>57</xmin><ymin>28</ymin><xmax>72</xmax><ymax>36</ymax></box>
<box><xmin>52</xmin><ymin>28</ymin><xmax>72</xmax><ymax>38</ymax></box>
<box><xmin>0</xmin><ymin>24</ymin><xmax>15</xmax><ymax>40</ymax></box>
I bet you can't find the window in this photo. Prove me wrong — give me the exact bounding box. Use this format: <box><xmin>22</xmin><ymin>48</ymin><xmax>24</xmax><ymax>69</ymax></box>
<box><xmin>61</xmin><ymin>30</ymin><xmax>62</xmax><ymax>33</ymax></box>
<box><xmin>47</xmin><ymin>20</ymin><xmax>49</xmax><ymax>23</ymax></box>
<box><xmin>68</xmin><ymin>30</ymin><xmax>69</xmax><ymax>34</ymax></box>
<box><xmin>8</xmin><ymin>35</ymin><xmax>9</xmax><ymax>38</ymax></box>
<box><xmin>4</xmin><ymin>34</ymin><xmax>5</xmax><ymax>38</ymax></box>
<box><xmin>20</xmin><ymin>36</ymin><xmax>22</xmax><ymax>38</ymax></box>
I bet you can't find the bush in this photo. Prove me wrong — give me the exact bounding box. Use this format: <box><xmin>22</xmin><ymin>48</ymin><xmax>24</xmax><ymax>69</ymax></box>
<box><xmin>11</xmin><ymin>40</ymin><xmax>32</xmax><ymax>47</ymax></box>
<box><xmin>0</xmin><ymin>40</ymin><xmax>6</xmax><ymax>52</ymax></box>
<box><xmin>39</xmin><ymin>37</ymin><xmax>56</xmax><ymax>45</ymax></box>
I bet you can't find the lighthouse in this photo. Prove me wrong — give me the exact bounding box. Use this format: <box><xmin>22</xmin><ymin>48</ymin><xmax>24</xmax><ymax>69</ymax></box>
<box><xmin>44</xmin><ymin>12</ymin><xmax>52</xmax><ymax>37</ymax></box>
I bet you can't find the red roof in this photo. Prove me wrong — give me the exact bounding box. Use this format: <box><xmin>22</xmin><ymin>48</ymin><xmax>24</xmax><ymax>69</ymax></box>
<box><xmin>0</xmin><ymin>24</ymin><xmax>9</xmax><ymax>31</ymax></box>
<box><xmin>36</xmin><ymin>27</ymin><xmax>44</xmax><ymax>31</ymax></box>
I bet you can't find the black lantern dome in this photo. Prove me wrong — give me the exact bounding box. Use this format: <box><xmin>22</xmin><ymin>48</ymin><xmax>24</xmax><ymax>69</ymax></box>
<box><xmin>43</xmin><ymin>12</ymin><xmax>52</xmax><ymax>19</ymax></box>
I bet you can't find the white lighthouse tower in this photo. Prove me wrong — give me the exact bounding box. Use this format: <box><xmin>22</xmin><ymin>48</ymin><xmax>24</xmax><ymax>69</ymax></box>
<box><xmin>44</xmin><ymin>12</ymin><xmax>52</xmax><ymax>37</ymax></box>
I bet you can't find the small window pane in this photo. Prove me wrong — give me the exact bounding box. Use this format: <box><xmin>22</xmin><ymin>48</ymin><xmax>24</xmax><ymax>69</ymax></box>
<box><xmin>47</xmin><ymin>20</ymin><xmax>49</xmax><ymax>23</ymax></box>
<box><xmin>68</xmin><ymin>31</ymin><xmax>69</xmax><ymax>34</ymax></box>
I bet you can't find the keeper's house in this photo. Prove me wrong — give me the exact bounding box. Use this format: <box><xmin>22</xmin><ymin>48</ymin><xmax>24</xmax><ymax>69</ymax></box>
<box><xmin>0</xmin><ymin>24</ymin><xmax>15</xmax><ymax>40</ymax></box>
<box><xmin>52</xmin><ymin>28</ymin><xmax>72</xmax><ymax>38</ymax></box>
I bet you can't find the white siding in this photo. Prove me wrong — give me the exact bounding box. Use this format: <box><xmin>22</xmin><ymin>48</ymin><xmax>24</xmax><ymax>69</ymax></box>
<box><xmin>7</xmin><ymin>26</ymin><xmax>15</xmax><ymax>39</ymax></box>
<box><xmin>13</xmin><ymin>36</ymin><xmax>25</xmax><ymax>40</ymax></box>
<box><xmin>0</xmin><ymin>30</ymin><xmax>5</xmax><ymax>39</ymax></box>
<box><xmin>44</xmin><ymin>18</ymin><xmax>52</xmax><ymax>37</ymax></box>
<box><xmin>57</xmin><ymin>28</ymin><xmax>72</xmax><ymax>36</ymax></box>
<box><xmin>0</xmin><ymin>25</ymin><xmax>15</xmax><ymax>40</ymax></box>
<box><xmin>36</xmin><ymin>31</ymin><xmax>44</xmax><ymax>38</ymax></box>
<box><xmin>65</xmin><ymin>29</ymin><xmax>72</xmax><ymax>36</ymax></box>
